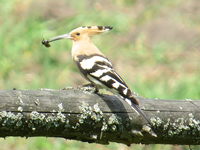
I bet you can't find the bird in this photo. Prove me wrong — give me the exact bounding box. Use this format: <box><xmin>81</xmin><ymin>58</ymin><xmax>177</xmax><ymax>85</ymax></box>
<box><xmin>42</xmin><ymin>26</ymin><xmax>150</xmax><ymax>124</ymax></box>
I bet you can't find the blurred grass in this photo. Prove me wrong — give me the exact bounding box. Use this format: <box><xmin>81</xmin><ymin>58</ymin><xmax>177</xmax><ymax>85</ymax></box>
<box><xmin>0</xmin><ymin>0</ymin><xmax>200</xmax><ymax>149</ymax></box>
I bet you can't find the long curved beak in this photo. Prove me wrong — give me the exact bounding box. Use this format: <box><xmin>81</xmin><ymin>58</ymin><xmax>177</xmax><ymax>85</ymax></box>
<box><xmin>48</xmin><ymin>33</ymin><xmax>72</xmax><ymax>42</ymax></box>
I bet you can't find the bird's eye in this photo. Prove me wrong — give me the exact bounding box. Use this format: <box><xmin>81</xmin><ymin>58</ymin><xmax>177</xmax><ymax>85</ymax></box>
<box><xmin>76</xmin><ymin>32</ymin><xmax>80</xmax><ymax>36</ymax></box>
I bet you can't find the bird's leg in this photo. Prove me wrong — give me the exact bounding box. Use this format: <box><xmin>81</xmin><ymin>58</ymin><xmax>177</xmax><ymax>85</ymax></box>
<box><xmin>77</xmin><ymin>83</ymin><xmax>99</xmax><ymax>93</ymax></box>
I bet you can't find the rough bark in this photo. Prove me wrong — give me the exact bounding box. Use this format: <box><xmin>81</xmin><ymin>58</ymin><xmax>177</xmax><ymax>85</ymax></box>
<box><xmin>0</xmin><ymin>89</ymin><xmax>199</xmax><ymax>145</ymax></box>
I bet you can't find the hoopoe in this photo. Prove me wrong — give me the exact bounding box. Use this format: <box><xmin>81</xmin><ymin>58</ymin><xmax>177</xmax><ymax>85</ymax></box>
<box><xmin>42</xmin><ymin>26</ymin><xmax>150</xmax><ymax>124</ymax></box>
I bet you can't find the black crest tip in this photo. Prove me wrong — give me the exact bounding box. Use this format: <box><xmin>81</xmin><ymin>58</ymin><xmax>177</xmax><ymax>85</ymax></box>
<box><xmin>105</xmin><ymin>26</ymin><xmax>113</xmax><ymax>30</ymax></box>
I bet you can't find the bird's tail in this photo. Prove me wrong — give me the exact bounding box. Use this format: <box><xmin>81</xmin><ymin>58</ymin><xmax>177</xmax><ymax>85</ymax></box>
<box><xmin>125</xmin><ymin>98</ymin><xmax>150</xmax><ymax>124</ymax></box>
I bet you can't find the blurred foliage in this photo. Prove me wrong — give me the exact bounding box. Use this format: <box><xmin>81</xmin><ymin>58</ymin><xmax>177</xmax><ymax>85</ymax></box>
<box><xmin>0</xmin><ymin>0</ymin><xmax>200</xmax><ymax>149</ymax></box>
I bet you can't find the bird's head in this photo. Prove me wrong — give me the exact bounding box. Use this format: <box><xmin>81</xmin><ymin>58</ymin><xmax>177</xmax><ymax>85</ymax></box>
<box><xmin>44</xmin><ymin>26</ymin><xmax>113</xmax><ymax>45</ymax></box>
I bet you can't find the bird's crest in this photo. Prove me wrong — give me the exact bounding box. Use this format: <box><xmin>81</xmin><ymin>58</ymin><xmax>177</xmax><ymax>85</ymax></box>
<box><xmin>70</xmin><ymin>26</ymin><xmax>113</xmax><ymax>37</ymax></box>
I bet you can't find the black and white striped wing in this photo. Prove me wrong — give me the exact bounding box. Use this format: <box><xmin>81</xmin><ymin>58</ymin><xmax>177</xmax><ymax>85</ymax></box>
<box><xmin>76</xmin><ymin>54</ymin><xmax>138</xmax><ymax>105</ymax></box>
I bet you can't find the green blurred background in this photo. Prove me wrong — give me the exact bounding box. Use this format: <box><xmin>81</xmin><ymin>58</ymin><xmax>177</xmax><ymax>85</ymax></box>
<box><xmin>0</xmin><ymin>0</ymin><xmax>200</xmax><ymax>149</ymax></box>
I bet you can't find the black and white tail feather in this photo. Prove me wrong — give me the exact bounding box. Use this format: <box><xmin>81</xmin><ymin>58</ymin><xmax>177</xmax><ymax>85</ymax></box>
<box><xmin>125</xmin><ymin>99</ymin><xmax>150</xmax><ymax>123</ymax></box>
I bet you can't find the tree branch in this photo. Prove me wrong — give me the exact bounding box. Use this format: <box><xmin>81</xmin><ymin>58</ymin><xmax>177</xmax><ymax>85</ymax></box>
<box><xmin>0</xmin><ymin>89</ymin><xmax>199</xmax><ymax>145</ymax></box>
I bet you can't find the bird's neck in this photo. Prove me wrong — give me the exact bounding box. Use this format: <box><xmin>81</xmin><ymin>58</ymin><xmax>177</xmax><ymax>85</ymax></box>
<box><xmin>71</xmin><ymin>40</ymin><xmax>105</xmax><ymax>60</ymax></box>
